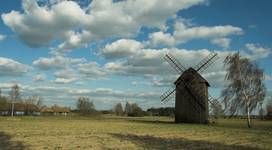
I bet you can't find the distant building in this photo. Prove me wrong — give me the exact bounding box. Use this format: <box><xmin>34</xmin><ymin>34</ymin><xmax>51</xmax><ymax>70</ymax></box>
<box><xmin>0</xmin><ymin>102</ymin><xmax>41</xmax><ymax>116</ymax></box>
<box><xmin>41</xmin><ymin>106</ymin><xmax>70</xmax><ymax>116</ymax></box>
<box><xmin>0</xmin><ymin>102</ymin><xmax>9</xmax><ymax>116</ymax></box>
<box><xmin>147</xmin><ymin>107</ymin><xmax>175</xmax><ymax>116</ymax></box>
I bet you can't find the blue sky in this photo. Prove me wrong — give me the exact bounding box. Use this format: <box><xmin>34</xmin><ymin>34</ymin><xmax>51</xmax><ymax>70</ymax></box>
<box><xmin>0</xmin><ymin>0</ymin><xmax>271</xmax><ymax>110</ymax></box>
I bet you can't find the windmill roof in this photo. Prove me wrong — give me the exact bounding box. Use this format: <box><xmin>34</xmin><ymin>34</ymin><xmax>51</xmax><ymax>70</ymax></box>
<box><xmin>174</xmin><ymin>67</ymin><xmax>210</xmax><ymax>86</ymax></box>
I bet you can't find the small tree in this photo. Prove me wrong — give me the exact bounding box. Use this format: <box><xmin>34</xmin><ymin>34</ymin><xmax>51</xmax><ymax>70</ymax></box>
<box><xmin>258</xmin><ymin>102</ymin><xmax>264</xmax><ymax>120</ymax></box>
<box><xmin>210</xmin><ymin>100</ymin><xmax>224</xmax><ymax>119</ymax></box>
<box><xmin>125</xmin><ymin>102</ymin><xmax>132</xmax><ymax>115</ymax></box>
<box><xmin>24</xmin><ymin>95</ymin><xmax>42</xmax><ymax>115</ymax></box>
<box><xmin>114</xmin><ymin>103</ymin><xmax>123</xmax><ymax>116</ymax></box>
<box><xmin>76</xmin><ymin>97</ymin><xmax>96</xmax><ymax>115</ymax></box>
<box><xmin>9</xmin><ymin>84</ymin><xmax>21</xmax><ymax>117</ymax></box>
<box><xmin>124</xmin><ymin>102</ymin><xmax>145</xmax><ymax>117</ymax></box>
<box><xmin>222</xmin><ymin>52</ymin><xmax>266</xmax><ymax>128</ymax></box>
<box><xmin>9</xmin><ymin>84</ymin><xmax>20</xmax><ymax>102</ymax></box>
<box><xmin>131</xmin><ymin>103</ymin><xmax>145</xmax><ymax>117</ymax></box>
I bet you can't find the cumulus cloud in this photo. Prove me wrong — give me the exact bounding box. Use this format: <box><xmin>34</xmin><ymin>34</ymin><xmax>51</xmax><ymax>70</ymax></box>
<box><xmin>0</xmin><ymin>82</ymin><xmax>23</xmax><ymax>90</ymax></box>
<box><xmin>243</xmin><ymin>43</ymin><xmax>271</xmax><ymax>60</ymax></box>
<box><xmin>33</xmin><ymin>55</ymin><xmax>86</xmax><ymax>70</ymax></box>
<box><xmin>210</xmin><ymin>38</ymin><xmax>231</xmax><ymax>48</ymax></box>
<box><xmin>52</xmin><ymin>30</ymin><xmax>93</xmax><ymax>53</ymax></box>
<box><xmin>78</xmin><ymin>62</ymin><xmax>107</xmax><ymax>79</ymax></box>
<box><xmin>0</xmin><ymin>57</ymin><xmax>30</xmax><ymax>76</ymax></box>
<box><xmin>54</xmin><ymin>69</ymin><xmax>78</xmax><ymax>84</ymax></box>
<box><xmin>2</xmin><ymin>0</ymin><xmax>205</xmax><ymax>51</ymax></box>
<box><xmin>1</xmin><ymin>82</ymin><xmax>160</xmax><ymax>109</ymax></box>
<box><xmin>265</xmin><ymin>74</ymin><xmax>272</xmax><ymax>81</ymax></box>
<box><xmin>148</xmin><ymin>21</ymin><xmax>242</xmax><ymax>47</ymax></box>
<box><xmin>0</xmin><ymin>34</ymin><xmax>6</xmax><ymax>41</ymax></box>
<box><xmin>148</xmin><ymin>32</ymin><xmax>175</xmax><ymax>47</ymax></box>
<box><xmin>102</xmin><ymin>39</ymin><xmax>143</xmax><ymax>59</ymax></box>
<box><xmin>34</xmin><ymin>74</ymin><xmax>46</xmax><ymax>82</ymax></box>
<box><xmin>102</xmin><ymin>41</ymin><xmax>231</xmax><ymax>88</ymax></box>
<box><xmin>2</xmin><ymin>0</ymin><xmax>86</xmax><ymax>48</ymax></box>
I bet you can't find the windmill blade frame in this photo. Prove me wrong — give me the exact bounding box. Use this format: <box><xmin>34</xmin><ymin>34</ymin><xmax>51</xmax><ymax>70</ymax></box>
<box><xmin>208</xmin><ymin>94</ymin><xmax>221</xmax><ymax>108</ymax></box>
<box><xmin>194</xmin><ymin>51</ymin><xmax>218</xmax><ymax>73</ymax></box>
<box><xmin>164</xmin><ymin>53</ymin><xmax>187</xmax><ymax>74</ymax></box>
<box><xmin>160</xmin><ymin>86</ymin><xmax>176</xmax><ymax>103</ymax></box>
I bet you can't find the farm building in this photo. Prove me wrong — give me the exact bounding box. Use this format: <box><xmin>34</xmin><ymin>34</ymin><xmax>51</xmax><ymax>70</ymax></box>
<box><xmin>0</xmin><ymin>100</ymin><xmax>9</xmax><ymax>116</ymax></box>
<box><xmin>147</xmin><ymin>107</ymin><xmax>175</xmax><ymax>116</ymax></box>
<box><xmin>41</xmin><ymin>105</ymin><xmax>70</xmax><ymax>116</ymax></box>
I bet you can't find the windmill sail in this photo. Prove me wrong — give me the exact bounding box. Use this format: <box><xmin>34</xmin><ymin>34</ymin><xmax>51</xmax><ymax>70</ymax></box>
<box><xmin>160</xmin><ymin>86</ymin><xmax>175</xmax><ymax>103</ymax></box>
<box><xmin>208</xmin><ymin>94</ymin><xmax>220</xmax><ymax>108</ymax></box>
<box><xmin>164</xmin><ymin>53</ymin><xmax>186</xmax><ymax>74</ymax></box>
<box><xmin>194</xmin><ymin>52</ymin><xmax>218</xmax><ymax>73</ymax></box>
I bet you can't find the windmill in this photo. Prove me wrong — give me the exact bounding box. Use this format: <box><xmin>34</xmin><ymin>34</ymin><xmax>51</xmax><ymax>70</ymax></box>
<box><xmin>160</xmin><ymin>52</ymin><xmax>218</xmax><ymax>124</ymax></box>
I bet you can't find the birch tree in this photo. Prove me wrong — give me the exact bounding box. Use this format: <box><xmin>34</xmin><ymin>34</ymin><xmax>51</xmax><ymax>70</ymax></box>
<box><xmin>222</xmin><ymin>52</ymin><xmax>266</xmax><ymax>128</ymax></box>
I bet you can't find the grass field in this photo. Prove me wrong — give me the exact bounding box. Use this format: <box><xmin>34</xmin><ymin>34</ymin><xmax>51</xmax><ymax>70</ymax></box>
<box><xmin>0</xmin><ymin>116</ymin><xmax>271</xmax><ymax>150</ymax></box>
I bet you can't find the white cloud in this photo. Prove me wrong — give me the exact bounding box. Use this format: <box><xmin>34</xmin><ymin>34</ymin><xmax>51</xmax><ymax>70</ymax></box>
<box><xmin>1</xmin><ymin>82</ymin><xmax>161</xmax><ymax>109</ymax></box>
<box><xmin>0</xmin><ymin>82</ymin><xmax>23</xmax><ymax>90</ymax></box>
<box><xmin>54</xmin><ymin>69</ymin><xmax>78</xmax><ymax>84</ymax></box>
<box><xmin>2</xmin><ymin>0</ymin><xmax>205</xmax><ymax>51</ymax></box>
<box><xmin>0</xmin><ymin>34</ymin><xmax>6</xmax><ymax>41</ymax></box>
<box><xmin>78</xmin><ymin>62</ymin><xmax>107</xmax><ymax>79</ymax></box>
<box><xmin>0</xmin><ymin>57</ymin><xmax>30</xmax><ymax>76</ymax></box>
<box><xmin>265</xmin><ymin>74</ymin><xmax>272</xmax><ymax>81</ymax></box>
<box><xmin>102</xmin><ymin>41</ymin><xmax>231</xmax><ymax>88</ymax></box>
<box><xmin>52</xmin><ymin>30</ymin><xmax>93</xmax><ymax>53</ymax></box>
<box><xmin>148</xmin><ymin>32</ymin><xmax>175</xmax><ymax>47</ymax></box>
<box><xmin>210</xmin><ymin>38</ymin><xmax>231</xmax><ymax>48</ymax></box>
<box><xmin>33</xmin><ymin>55</ymin><xmax>86</xmax><ymax>70</ymax></box>
<box><xmin>102</xmin><ymin>39</ymin><xmax>143</xmax><ymax>59</ymax></box>
<box><xmin>243</xmin><ymin>43</ymin><xmax>271</xmax><ymax>60</ymax></box>
<box><xmin>148</xmin><ymin>21</ymin><xmax>242</xmax><ymax>47</ymax></box>
<box><xmin>54</xmin><ymin>78</ymin><xmax>77</xmax><ymax>84</ymax></box>
<box><xmin>202</xmin><ymin>71</ymin><xmax>227</xmax><ymax>88</ymax></box>
<box><xmin>34</xmin><ymin>74</ymin><xmax>46</xmax><ymax>82</ymax></box>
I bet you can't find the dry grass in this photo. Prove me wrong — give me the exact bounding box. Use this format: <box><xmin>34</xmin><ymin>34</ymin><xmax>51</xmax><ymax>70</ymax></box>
<box><xmin>0</xmin><ymin>116</ymin><xmax>271</xmax><ymax>150</ymax></box>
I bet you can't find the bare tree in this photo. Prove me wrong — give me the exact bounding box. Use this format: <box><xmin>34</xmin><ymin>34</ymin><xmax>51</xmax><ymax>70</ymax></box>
<box><xmin>76</xmin><ymin>97</ymin><xmax>96</xmax><ymax>115</ymax></box>
<box><xmin>9</xmin><ymin>84</ymin><xmax>21</xmax><ymax>117</ymax></box>
<box><xmin>222</xmin><ymin>52</ymin><xmax>266</xmax><ymax>128</ymax></box>
<box><xmin>114</xmin><ymin>103</ymin><xmax>123</xmax><ymax>116</ymax></box>
<box><xmin>125</xmin><ymin>102</ymin><xmax>132</xmax><ymax>115</ymax></box>
<box><xmin>210</xmin><ymin>99</ymin><xmax>224</xmax><ymax>119</ymax></box>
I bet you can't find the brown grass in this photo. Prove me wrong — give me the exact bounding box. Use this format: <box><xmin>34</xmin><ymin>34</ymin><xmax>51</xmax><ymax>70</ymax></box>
<box><xmin>0</xmin><ymin>116</ymin><xmax>271</xmax><ymax>150</ymax></box>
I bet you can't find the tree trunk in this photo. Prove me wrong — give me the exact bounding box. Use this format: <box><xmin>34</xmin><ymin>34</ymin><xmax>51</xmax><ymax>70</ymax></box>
<box><xmin>246</xmin><ymin>101</ymin><xmax>252</xmax><ymax>128</ymax></box>
<box><xmin>11</xmin><ymin>102</ymin><xmax>14</xmax><ymax>117</ymax></box>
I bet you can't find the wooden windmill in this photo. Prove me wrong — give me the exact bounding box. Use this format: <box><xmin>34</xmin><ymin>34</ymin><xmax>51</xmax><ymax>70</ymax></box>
<box><xmin>160</xmin><ymin>51</ymin><xmax>218</xmax><ymax>124</ymax></box>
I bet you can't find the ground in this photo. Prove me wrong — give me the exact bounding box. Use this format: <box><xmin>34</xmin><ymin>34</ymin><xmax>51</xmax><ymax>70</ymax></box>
<box><xmin>0</xmin><ymin>116</ymin><xmax>271</xmax><ymax>150</ymax></box>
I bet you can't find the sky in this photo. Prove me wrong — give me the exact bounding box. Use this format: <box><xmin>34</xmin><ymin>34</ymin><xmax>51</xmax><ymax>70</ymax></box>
<box><xmin>0</xmin><ymin>0</ymin><xmax>271</xmax><ymax>110</ymax></box>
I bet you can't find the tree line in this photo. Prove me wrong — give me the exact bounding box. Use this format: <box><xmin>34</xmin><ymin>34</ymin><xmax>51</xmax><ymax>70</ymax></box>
<box><xmin>0</xmin><ymin>84</ymin><xmax>43</xmax><ymax>116</ymax></box>
<box><xmin>75</xmin><ymin>98</ymin><xmax>146</xmax><ymax>117</ymax></box>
